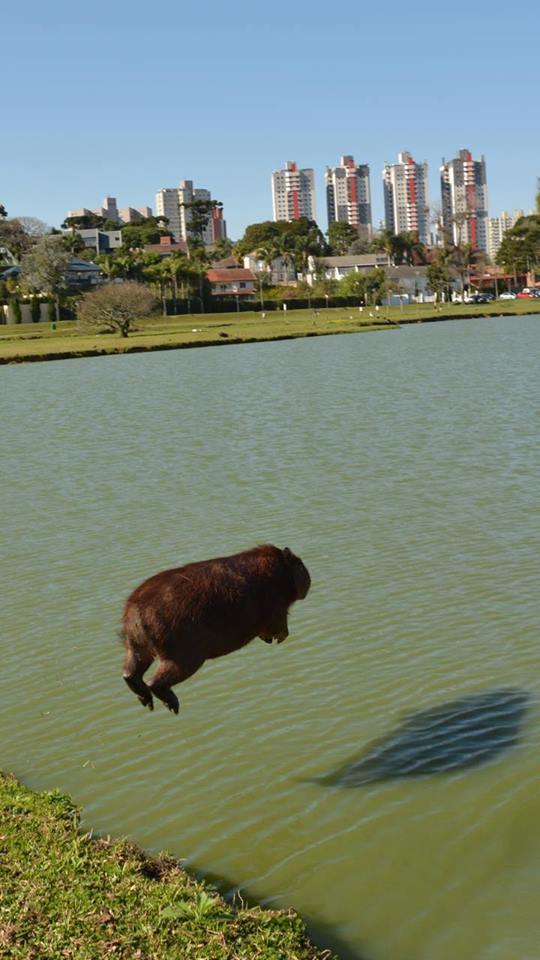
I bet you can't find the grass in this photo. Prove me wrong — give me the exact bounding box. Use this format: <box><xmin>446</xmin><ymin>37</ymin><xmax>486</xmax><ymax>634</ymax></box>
<box><xmin>0</xmin><ymin>773</ymin><xmax>336</xmax><ymax>959</ymax></box>
<box><xmin>0</xmin><ymin>301</ymin><xmax>539</xmax><ymax>364</ymax></box>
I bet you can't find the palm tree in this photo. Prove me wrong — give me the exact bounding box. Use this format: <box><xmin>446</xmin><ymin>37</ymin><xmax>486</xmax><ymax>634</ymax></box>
<box><xmin>96</xmin><ymin>253</ymin><xmax>123</xmax><ymax>280</ymax></box>
<box><xmin>447</xmin><ymin>243</ymin><xmax>483</xmax><ymax>299</ymax></box>
<box><xmin>399</xmin><ymin>231</ymin><xmax>428</xmax><ymax>265</ymax></box>
<box><xmin>370</xmin><ymin>229</ymin><xmax>403</xmax><ymax>265</ymax></box>
<box><xmin>165</xmin><ymin>252</ymin><xmax>192</xmax><ymax>314</ymax></box>
<box><xmin>293</xmin><ymin>225</ymin><xmax>326</xmax><ymax>279</ymax></box>
<box><xmin>141</xmin><ymin>260</ymin><xmax>169</xmax><ymax>315</ymax></box>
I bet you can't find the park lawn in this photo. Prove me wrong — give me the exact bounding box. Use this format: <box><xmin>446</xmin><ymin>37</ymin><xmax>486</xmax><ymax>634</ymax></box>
<box><xmin>0</xmin><ymin>301</ymin><xmax>538</xmax><ymax>364</ymax></box>
<box><xmin>0</xmin><ymin>773</ymin><xmax>336</xmax><ymax>960</ymax></box>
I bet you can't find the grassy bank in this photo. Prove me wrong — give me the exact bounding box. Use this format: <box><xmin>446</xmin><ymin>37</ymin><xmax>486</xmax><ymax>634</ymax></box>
<box><xmin>1</xmin><ymin>301</ymin><xmax>538</xmax><ymax>365</ymax></box>
<box><xmin>0</xmin><ymin>773</ymin><xmax>336</xmax><ymax>959</ymax></box>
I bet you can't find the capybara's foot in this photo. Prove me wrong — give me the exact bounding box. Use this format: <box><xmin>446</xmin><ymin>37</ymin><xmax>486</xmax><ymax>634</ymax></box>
<box><xmin>138</xmin><ymin>691</ymin><xmax>154</xmax><ymax>710</ymax></box>
<box><xmin>162</xmin><ymin>690</ymin><xmax>179</xmax><ymax>714</ymax></box>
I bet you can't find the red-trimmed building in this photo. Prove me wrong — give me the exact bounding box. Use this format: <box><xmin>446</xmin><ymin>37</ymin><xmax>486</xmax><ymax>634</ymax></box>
<box><xmin>383</xmin><ymin>151</ymin><xmax>430</xmax><ymax>245</ymax></box>
<box><xmin>206</xmin><ymin>267</ymin><xmax>257</xmax><ymax>299</ymax></box>
<box><xmin>326</xmin><ymin>155</ymin><xmax>372</xmax><ymax>240</ymax></box>
<box><xmin>441</xmin><ymin>149</ymin><xmax>489</xmax><ymax>253</ymax></box>
<box><xmin>272</xmin><ymin>161</ymin><xmax>316</xmax><ymax>222</ymax></box>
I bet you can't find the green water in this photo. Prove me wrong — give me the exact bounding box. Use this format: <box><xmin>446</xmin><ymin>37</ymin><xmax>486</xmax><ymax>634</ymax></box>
<box><xmin>2</xmin><ymin>316</ymin><xmax>539</xmax><ymax>960</ymax></box>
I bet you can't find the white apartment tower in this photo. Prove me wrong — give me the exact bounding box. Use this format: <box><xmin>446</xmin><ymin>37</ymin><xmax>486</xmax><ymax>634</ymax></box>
<box><xmin>488</xmin><ymin>209</ymin><xmax>524</xmax><ymax>261</ymax></box>
<box><xmin>383</xmin><ymin>151</ymin><xmax>430</xmax><ymax>245</ymax></box>
<box><xmin>272</xmin><ymin>161</ymin><xmax>316</xmax><ymax>222</ymax></box>
<box><xmin>155</xmin><ymin>188</ymin><xmax>181</xmax><ymax>238</ymax></box>
<box><xmin>155</xmin><ymin>180</ymin><xmax>226</xmax><ymax>244</ymax></box>
<box><xmin>326</xmin><ymin>155</ymin><xmax>372</xmax><ymax>238</ymax></box>
<box><xmin>440</xmin><ymin>149</ymin><xmax>489</xmax><ymax>252</ymax></box>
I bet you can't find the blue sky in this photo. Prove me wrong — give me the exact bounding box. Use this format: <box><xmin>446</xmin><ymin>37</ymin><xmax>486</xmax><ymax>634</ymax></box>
<box><xmin>2</xmin><ymin>0</ymin><xmax>539</xmax><ymax>239</ymax></box>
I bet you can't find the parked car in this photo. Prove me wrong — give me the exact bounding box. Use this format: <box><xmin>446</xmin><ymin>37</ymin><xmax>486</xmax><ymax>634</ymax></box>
<box><xmin>499</xmin><ymin>292</ymin><xmax>516</xmax><ymax>300</ymax></box>
<box><xmin>516</xmin><ymin>291</ymin><xmax>533</xmax><ymax>299</ymax></box>
<box><xmin>467</xmin><ymin>293</ymin><xmax>490</xmax><ymax>304</ymax></box>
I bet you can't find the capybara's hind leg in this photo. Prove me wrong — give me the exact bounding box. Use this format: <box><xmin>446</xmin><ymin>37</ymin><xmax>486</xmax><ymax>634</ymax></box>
<box><xmin>149</xmin><ymin>656</ymin><xmax>204</xmax><ymax>715</ymax></box>
<box><xmin>123</xmin><ymin>647</ymin><xmax>155</xmax><ymax>711</ymax></box>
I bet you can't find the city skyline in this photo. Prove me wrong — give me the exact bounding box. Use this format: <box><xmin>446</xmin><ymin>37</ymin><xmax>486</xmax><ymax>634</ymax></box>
<box><xmin>2</xmin><ymin>1</ymin><xmax>539</xmax><ymax>240</ymax></box>
<box><xmin>5</xmin><ymin>141</ymin><xmax>538</xmax><ymax>245</ymax></box>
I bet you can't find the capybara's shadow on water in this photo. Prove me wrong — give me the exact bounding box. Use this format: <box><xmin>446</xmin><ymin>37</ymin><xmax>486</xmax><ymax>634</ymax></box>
<box><xmin>316</xmin><ymin>688</ymin><xmax>530</xmax><ymax>787</ymax></box>
<box><xmin>189</xmin><ymin>864</ymin><xmax>371</xmax><ymax>960</ymax></box>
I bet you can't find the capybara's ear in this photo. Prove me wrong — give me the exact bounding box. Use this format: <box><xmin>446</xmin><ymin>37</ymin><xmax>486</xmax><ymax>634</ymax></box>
<box><xmin>282</xmin><ymin>547</ymin><xmax>292</xmax><ymax>561</ymax></box>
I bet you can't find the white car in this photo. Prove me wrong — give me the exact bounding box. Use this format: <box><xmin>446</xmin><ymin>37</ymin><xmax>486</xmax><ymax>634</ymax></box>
<box><xmin>498</xmin><ymin>292</ymin><xmax>516</xmax><ymax>300</ymax></box>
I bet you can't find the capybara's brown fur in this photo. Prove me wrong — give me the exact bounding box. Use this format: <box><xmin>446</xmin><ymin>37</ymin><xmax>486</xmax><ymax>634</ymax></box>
<box><xmin>121</xmin><ymin>544</ymin><xmax>311</xmax><ymax>714</ymax></box>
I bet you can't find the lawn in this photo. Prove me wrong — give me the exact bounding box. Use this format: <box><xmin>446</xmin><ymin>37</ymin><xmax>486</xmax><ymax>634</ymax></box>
<box><xmin>0</xmin><ymin>301</ymin><xmax>538</xmax><ymax>364</ymax></box>
<box><xmin>0</xmin><ymin>773</ymin><xmax>335</xmax><ymax>959</ymax></box>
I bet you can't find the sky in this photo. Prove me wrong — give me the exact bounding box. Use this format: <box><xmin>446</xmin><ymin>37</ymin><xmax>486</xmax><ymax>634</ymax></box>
<box><xmin>2</xmin><ymin>0</ymin><xmax>539</xmax><ymax>240</ymax></box>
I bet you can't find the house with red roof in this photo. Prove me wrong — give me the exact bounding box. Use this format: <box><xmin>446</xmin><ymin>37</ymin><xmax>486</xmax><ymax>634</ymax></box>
<box><xmin>206</xmin><ymin>267</ymin><xmax>257</xmax><ymax>300</ymax></box>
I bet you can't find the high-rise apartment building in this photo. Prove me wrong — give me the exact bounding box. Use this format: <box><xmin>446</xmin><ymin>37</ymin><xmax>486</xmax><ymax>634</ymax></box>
<box><xmin>440</xmin><ymin>149</ymin><xmax>489</xmax><ymax>252</ymax></box>
<box><xmin>383</xmin><ymin>152</ymin><xmax>430</xmax><ymax>244</ymax></box>
<box><xmin>325</xmin><ymin>155</ymin><xmax>372</xmax><ymax>238</ymax></box>
<box><xmin>487</xmin><ymin>209</ymin><xmax>524</xmax><ymax>261</ymax></box>
<box><xmin>155</xmin><ymin>188</ymin><xmax>181</xmax><ymax>239</ymax></box>
<box><xmin>272</xmin><ymin>161</ymin><xmax>316</xmax><ymax>222</ymax></box>
<box><xmin>155</xmin><ymin>180</ymin><xmax>226</xmax><ymax>244</ymax></box>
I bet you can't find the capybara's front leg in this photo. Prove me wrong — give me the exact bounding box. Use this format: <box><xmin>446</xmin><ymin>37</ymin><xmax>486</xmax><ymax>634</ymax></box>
<box><xmin>260</xmin><ymin>609</ymin><xmax>289</xmax><ymax>644</ymax></box>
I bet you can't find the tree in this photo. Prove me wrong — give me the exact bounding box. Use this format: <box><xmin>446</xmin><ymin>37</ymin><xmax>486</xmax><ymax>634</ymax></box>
<box><xmin>142</xmin><ymin>260</ymin><xmax>170</xmax><ymax>315</ymax></box>
<box><xmin>31</xmin><ymin>296</ymin><xmax>42</xmax><ymax>323</ymax></box>
<box><xmin>496</xmin><ymin>214</ymin><xmax>540</xmax><ymax>274</ymax></box>
<box><xmin>0</xmin><ymin>204</ymin><xmax>7</xmax><ymax>219</ymax></box>
<box><xmin>181</xmin><ymin>199</ymin><xmax>223</xmax><ymax>257</ymax></box>
<box><xmin>16</xmin><ymin>217</ymin><xmax>50</xmax><ymax>239</ymax></box>
<box><xmin>234</xmin><ymin>221</ymin><xmax>281</xmax><ymax>258</ymax></box>
<box><xmin>365</xmin><ymin>267</ymin><xmax>387</xmax><ymax>305</ymax></box>
<box><xmin>61</xmin><ymin>231</ymin><xmax>86</xmax><ymax>255</ymax></box>
<box><xmin>348</xmin><ymin>237</ymin><xmax>371</xmax><ymax>255</ymax></box>
<box><xmin>293</xmin><ymin>223</ymin><xmax>328</xmax><ymax>277</ymax></box>
<box><xmin>164</xmin><ymin>253</ymin><xmax>197</xmax><ymax>312</ymax></box>
<box><xmin>339</xmin><ymin>271</ymin><xmax>366</xmax><ymax>300</ymax></box>
<box><xmin>121</xmin><ymin>218</ymin><xmax>171</xmax><ymax>249</ymax></box>
<box><xmin>208</xmin><ymin>238</ymin><xmax>234</xmax><ymax>262</ymax></box>
<box><xmin>447</xmin><ymin>242</ymin><xmax>483</xmax><ymax>298</ymax></box>
<box><xmin>11</xmin><ymin>299</ymin><xmax>22</xmax><ymax>323</ymax></box>
<box><xmin>370</xmin><ymin>229</ymin><xmax>403</xmax><ymax>264</ymax></box>
<box><xmin>399</xmin><ymin>231</ymin><xmax>428</xmax><ymax>265</ymax></box>
<box><xmin>77</xmin><ymin>282</ymin><xmax>157</xmax><ymax>337</ymax></box>
<box><xmin>426</xmin><ymin>260</ymin><xmax>452</xmax><ymax>302</ymax></box>
<box><xmin>0</xmin><ymin>218</ymin><xmax>35</xmax><ymax>258</ymax></box>
<box><xmin>20</xmin><ymin>236</ymin><xmax>71</xmax><ymax>321</ymax></box>
<box><xmin>62</xmin><ymin>213</ymin><xmax>105</xmax><ymax>231</ymax></box>
<box><xmin>327</xmin><ymin>222</ymin><xmax>360</xmax><ymax>255</ymax></box>
<box><xmin>235</xmin><ymin>217</ymin><xmax>327</xmax><ymax>263</ymax></box>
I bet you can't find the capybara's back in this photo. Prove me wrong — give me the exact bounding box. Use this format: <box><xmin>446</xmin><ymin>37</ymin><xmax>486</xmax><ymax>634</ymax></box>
<box><xmin>122</xmin><ymin>544</ymin><xmax>311</xmax><ymax>714</ymax></box>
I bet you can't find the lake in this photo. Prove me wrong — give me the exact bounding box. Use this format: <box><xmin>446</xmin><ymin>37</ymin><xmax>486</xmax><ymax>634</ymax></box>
<box><xmin>2</xmin><ymin>315</ymin><xmax>539</xmax><ymax>960</ymax></box>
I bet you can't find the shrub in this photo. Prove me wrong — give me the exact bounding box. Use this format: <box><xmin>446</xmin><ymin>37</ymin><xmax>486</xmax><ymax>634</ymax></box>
<box><xmin>31</xmin><ymin>297</ymin><xmax>41</xmax><ymax>323</ymax></box>
<box><xmin>11</xmin><ymin>298</ymin><xmax>22</xmax><ymax>323</ymax></box>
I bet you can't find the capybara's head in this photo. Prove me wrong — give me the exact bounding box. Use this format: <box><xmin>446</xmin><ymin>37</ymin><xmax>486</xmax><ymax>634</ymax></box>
<box><xmin>282</xmin><ymin>547</ymin><xmax>311</xmax><ymax>600</ymax></box>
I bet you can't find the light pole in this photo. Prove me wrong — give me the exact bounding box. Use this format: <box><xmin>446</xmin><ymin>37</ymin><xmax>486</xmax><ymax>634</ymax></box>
<box><xmin>232</xmin><ymin>286</ymin><xmax>240</xmax><ymax>314</ymax></box>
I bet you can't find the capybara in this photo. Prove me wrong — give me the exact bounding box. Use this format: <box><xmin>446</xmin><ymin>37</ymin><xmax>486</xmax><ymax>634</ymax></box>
<box><xmin>121</xmin><ymin>544</ymin><xmax>311</xmax><ymax>714</ymax></box>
